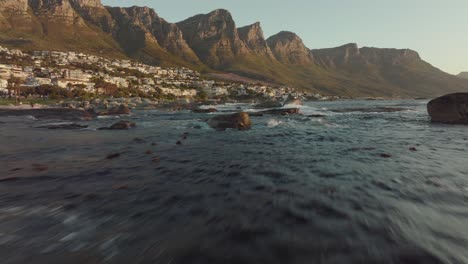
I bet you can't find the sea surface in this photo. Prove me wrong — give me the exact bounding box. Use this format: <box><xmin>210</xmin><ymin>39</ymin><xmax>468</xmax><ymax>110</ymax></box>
<box><xmin>0</xmin><ymin>100</ymin><xmax>468</xmax><ymax>264</ymax></box>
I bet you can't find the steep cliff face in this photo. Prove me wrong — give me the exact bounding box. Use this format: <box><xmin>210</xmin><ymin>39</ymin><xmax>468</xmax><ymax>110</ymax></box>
<box><xmin>0</xmin><ymin>0</ymin><xmax>29</xmax><ymax>12</ymax></box>
<box><xmin>177</xmin><ymin>9</ymin><xmax>249</xmax><ymax>68</ymax></box>
<box><xmin>69</xmin><ymin>0</ymin><xmax>114</xmax><ymax>32</ymax></box>
<box><xmin>28</xmin><ymin>0</ymin><xmax>85</xmax><ymax>25</ymax></box>
<box><xmin>106</xmin><ymin>6</ymin><xmax>159</xmax><ymax>54</ymax></box>
<box><xmin>0</xmin><ymin>0</ymin><xmax>34</xmax><ymax>31</ymax></box>
<box><xmin>266</xmin><ymin>31</ymin><xmax>313</xmax><ymax>65</ymax></box>
<box><xmin>359</xmin><ymin>47</ymin><xmax>421</xmax><ymax>65</ymax></box>
<box><xmin>0</xmin><ymin>0</ymin><xmax>122</xmax><ymax>57</ymax></box>
<box><xmin>312</xmin><ymin>44</ymin><xmax>423</xmax><ymax>70</ymax></box>
<box><xmin>312</xmin><ymin>43</ymin><xmax>361</xmax><ymax>68</ymax></box>
<box><xmin>237</xmin><ymin>22</ymin><xmax>275</xmax><ymax>59</ymax></box>
<box><xmin>106</xmin><ymin>6</ymin><xmax>199</xmax><ymax>65</ymax></box>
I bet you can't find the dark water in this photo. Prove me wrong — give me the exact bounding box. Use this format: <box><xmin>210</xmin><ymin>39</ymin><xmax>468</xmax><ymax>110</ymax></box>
<box><xmin>1</xmin><ymin>100</ymin><xmax>467</xmax><ymax>264</ymax></box>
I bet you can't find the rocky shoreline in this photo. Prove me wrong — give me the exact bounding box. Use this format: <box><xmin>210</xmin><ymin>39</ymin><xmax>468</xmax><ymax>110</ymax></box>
<box><xmin>2</xmin><ymin>93</ymin><xmax>468</xmax><ymax>130</ymax></box>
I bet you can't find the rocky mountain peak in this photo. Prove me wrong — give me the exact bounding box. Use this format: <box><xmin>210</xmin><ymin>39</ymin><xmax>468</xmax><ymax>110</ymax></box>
<box><xmin>268</xmin><ymin>31</ymin><xmax>301</xmax><ymax>42</ymax></box>
<box><xmin>105</xmin><ymin>5</ymin><xmax>199</xmax><ymax>64</ymax></box>
<box><xmin>208</xmin><ymin>9</ymin><xmax>231</xmax><ymax>18</ymax></box>
<box><xmin>27</xmin><ymin>0</ymin><xmax>85</xmax><ymax>24</ymax></box>
<box><xmin>177</xmin><ymin>9</ymin><xmax>248</xmax><ymax>67</ymax></box>
<box><xmin>266</xmin><ymin>31</ymin><xmax>313</xmax><ymax>64</ymax></box>
<box><xmin>69</xmin><ymin>0</ymin><xmax>114</xmax><ymax>31</ymax></box>
<box><xmin>238</xmin><ymin>22</ymin><xmax>275</xmax><ymax>59</ymax></box>
<box><xmin>116</xmin><ymin>6</ymin><xmax>158</xmax><ymax>25</ymax></box>
<box><xmin>238</xmin><ymin>22</ymin><xmax>263</xmax><ymax>40</ymax></box>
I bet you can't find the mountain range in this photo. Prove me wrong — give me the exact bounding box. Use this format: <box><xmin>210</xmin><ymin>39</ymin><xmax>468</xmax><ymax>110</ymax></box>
<box><xmin>1</xmin><ymin>0</ymin><xmax>467</xmax><ymax>98</ymax></box>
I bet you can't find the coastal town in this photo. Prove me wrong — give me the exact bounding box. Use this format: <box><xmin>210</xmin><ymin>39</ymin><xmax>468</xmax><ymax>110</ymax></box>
<box><xmin>0</xmin><ymin>45</ymin><xmax>336</xmax><ymax>107</ymax></box>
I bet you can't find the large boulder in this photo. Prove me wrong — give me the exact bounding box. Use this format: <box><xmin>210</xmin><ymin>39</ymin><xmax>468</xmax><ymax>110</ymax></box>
<box><xmin>98</xmin><ymin>104</ymin><xmax>131</xmax><ymax>116</ymax></box>
<box><xmin>427</xmin><ymin>93</ymin><xmax>468</xmax><ymax>124</ymax></box>
<box><xmin>207</xmin><ymin>112</ymin><xmax>252</xmax><ymax>131</ymax></box>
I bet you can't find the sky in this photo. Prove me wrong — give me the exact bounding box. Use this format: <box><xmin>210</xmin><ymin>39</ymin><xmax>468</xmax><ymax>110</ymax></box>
<box><xmin>102</xmin><ymin>0</ymin><xmax>468</xmax><ymax>75</ymax></box>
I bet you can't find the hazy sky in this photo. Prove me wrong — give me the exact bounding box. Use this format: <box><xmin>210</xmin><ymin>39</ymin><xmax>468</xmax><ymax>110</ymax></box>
<box><xmin>102</xmin><ymin>0</ymin><xmax>468</xmax><ymax>74</ymax></box>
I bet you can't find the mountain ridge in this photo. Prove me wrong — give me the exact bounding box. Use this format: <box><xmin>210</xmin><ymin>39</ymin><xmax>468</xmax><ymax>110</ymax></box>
<box><xmin>0</xmin><ymin>1</ymin><xmax>467</xmax><ymax>98</ymax></box>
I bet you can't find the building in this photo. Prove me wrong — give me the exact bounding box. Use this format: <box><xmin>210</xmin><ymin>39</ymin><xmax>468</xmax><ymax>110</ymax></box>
<box><xmin>160</xmin><ymin>88</ymin><xmax>197</xmax><ymax>97</ymax></box>
<box><xmin>53</xmin><ymin>78</ymin><xmax>95</xmax><ymax>90</ymax></box>
<box><xmin>0</xmin><ymin>78</ymin><xmax>9</xmax><ymax>95</ymax></box>
<box><xmin>63</xmin><ymin>69</ymin><xmax>92</xmax><ymax>81</ymax></box>
<box><xmin>25</xmin><ymin>76</ymin><xmax>52</xmax><ymax>87</ymax></box>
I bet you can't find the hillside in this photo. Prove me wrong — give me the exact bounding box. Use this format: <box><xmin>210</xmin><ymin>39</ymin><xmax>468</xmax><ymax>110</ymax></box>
<box><xmin>1</xmin><ymin>0</ymin><xmax>467</xmax><ymax>98</ymax></box>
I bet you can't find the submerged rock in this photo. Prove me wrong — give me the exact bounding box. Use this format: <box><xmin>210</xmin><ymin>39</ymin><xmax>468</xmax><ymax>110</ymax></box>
<box><xmin>37</xmin><ymin>123</ymin><xmax>88</xmax><ymax>129</ymax></box>
<box><xmin>380</xmin><ymin>153</ymin><xmax>392</xmax><ymax>158</ymax></box>
<box><xmin>427</xmin><ymin>93</ymin><xmax>468</xmax><ymax>124</ymax></box>
<box><xmin>192</xmin><ymin>108</ymin><xmax>218</xmax><ymax>113</ymax></box>
<box><xmin>98</xmin><ymin>104</ymin><xmax>131</xmax><ymax>116</ymax></box>
<box><xmin>106</xmin><ymin>153</ymin><xmax>121</xmax><ymax>159</ymax></box>
<box><xmin>207</xmin><ymin>112</ymin><xmax>252</xmax><ymax>131</ymax></box>
<box><xmin>99</xmin><ymin>121</ymin><xmax>136</xmax><ymax>130</ymax></box>
<box><xmin>261</xmin><ymin>108</ymin><xmax>300</xmax><ymax>115</ymax></box>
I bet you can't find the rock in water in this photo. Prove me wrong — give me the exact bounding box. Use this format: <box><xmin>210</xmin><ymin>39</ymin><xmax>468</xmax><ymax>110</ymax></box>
<box><xmin>427</xmin><ymin>93</ymin><xmax>468</xmax><ymax>124</ymax></box>
<box><xmin>261</xmin><ymin>108</ymin><xmax>300</xmax><ymax>115</ymax></box>
<box><xmin>98</xmin><ymin>104</ymin><xmax>131</xmax><ymax>116</ymax></box>
<box><xmin>254</xmin><ymin>100</ymin><xmax>283</xmax><ymax>109</ymax></box>
<box><xmin>207</xmin><ymin>112</ymin><xmax>252</xmax><ymax>131</ymax></box>
<box><xmin>192</xmin><ymin>108</ymin><xmax>218</xmax><ymax>113</ymax></box>
<box><xmin>99</xmin><ymin>121</ymin><xmax>136</xmax><ymax>130</ymax></box>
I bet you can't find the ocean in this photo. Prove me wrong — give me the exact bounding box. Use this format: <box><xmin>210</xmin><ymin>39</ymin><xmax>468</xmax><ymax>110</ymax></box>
<box><xmin>1</xmin><ymin>100</ymin><xmax>467</xmax><ymax>264</ymax></box>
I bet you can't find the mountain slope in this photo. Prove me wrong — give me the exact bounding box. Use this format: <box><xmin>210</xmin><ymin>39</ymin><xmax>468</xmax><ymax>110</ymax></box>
<box><xmin>311</xmin><ymin>44</ymin><xmax>468</xmax><ymax>97</ymax></box>
<box><xmin>106</xmin><ymin>6</ymin><xmax>201</xmax><ymax>67</ymax></box>
<box><xmin>0</xmin><ymin>0</ymin><xmax>124</xmax><ymax>57</ymax></box>
<box><xmin>0</xmin><ymin>3</ymin><xmax>467</xmax><ymax>98</ymax></box>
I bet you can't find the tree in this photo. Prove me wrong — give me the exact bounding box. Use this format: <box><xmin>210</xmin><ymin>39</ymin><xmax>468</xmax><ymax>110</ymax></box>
<box><xmin>8</xmin><ymin>75</ymin><xmax>23</xmax><ymax>105</ymax></box>
<box><xmin>196</xmin><ymin>90</ymin><xmax>208</xmax><ymax>101</ymax></box>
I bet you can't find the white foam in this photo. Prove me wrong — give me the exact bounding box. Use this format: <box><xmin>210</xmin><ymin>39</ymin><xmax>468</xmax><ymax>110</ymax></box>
<box><xmin>267</xmin><ymin>119</ymin><xmax>283</xmax><ymax>128</ymax></box>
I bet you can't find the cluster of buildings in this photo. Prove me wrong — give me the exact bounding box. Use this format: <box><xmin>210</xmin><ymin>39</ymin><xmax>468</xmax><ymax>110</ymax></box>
<box><xmin>0</xmin><ymin>45</ymin><xmax>330</xmax><ymax>100</ymax></box>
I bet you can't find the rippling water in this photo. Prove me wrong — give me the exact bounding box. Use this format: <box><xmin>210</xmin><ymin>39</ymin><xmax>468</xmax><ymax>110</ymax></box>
<box><xmin>1</xmin><ymin>100</ymin><xmax>468</xmax><ymax>264</ymax></box>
